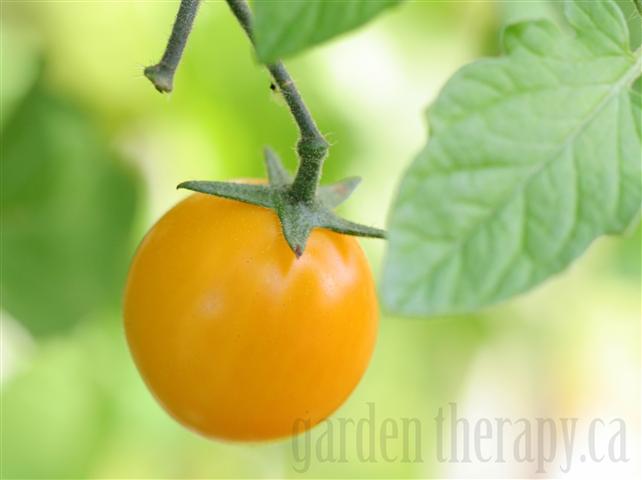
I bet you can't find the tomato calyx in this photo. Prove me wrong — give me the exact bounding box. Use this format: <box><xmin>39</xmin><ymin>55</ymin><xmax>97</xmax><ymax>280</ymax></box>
<box><xmin>145</xmin><ymin>1</ymin><xmax>385</xmax><ymax>257</ymax></box>
<box><xmin>178</xmin><ymin>148</ymin><xmax>385</xmax><ymax>257</ymax></box>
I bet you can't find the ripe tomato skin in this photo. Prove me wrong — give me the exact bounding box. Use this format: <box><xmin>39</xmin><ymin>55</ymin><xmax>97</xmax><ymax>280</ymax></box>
<box><xmin>124</xmin><ymin>192</ymin><xmax>378</xmax><ymax>441</ymax></box>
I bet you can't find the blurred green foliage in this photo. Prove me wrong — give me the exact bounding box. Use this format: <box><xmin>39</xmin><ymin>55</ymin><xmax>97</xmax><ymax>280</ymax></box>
<box><xmin>1</xmin><ymin>84</ymin><xmax>139</xmax><ymax>336</ymax></box>
<box><xmin>253</xmin><ymin>0</ymin><xmax>401</xmax><ymax>63</ymax></box>
<box><xmin>1</xmin><ymin>1</ymin><xmax>639</xmax><ymax>479</ymax></box>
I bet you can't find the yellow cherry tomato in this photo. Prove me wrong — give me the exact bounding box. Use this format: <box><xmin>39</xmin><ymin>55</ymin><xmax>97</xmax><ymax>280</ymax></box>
<box><xmin>124</xmin><ymin>192</ymin><xmax>378</xmax><ymax>441</ymax></box>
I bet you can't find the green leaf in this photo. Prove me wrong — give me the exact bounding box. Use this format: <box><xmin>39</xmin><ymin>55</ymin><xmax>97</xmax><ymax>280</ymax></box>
<box><xmin>382</xmin><ymin>0</ymin><xmax>642</xmax><ymax>316</ymax></box>
<box><xmin>1</xmin><ymin>86</ymin><xmax>141</xmax><ymax>335</ymax></box>
<box><xmin>253</xmin><ymin>0</ymin><xmax>401</xmax><ymax>63</ymax></box>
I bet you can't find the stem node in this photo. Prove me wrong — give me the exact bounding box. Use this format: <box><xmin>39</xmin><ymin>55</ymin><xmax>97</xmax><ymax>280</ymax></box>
<box><xmin>226</xmin><ymin>0</ymin><xmax>328</xmax><ymax>203</ymax></box>
<box><xmin>144</xmin><ymin>0</ymin><xmax>200</xmax><ymax>94</ymax></box>
<box><xmin>297</xmin><ymin>137</ymin><xmax>328</xmax><ymax>163</ymax></box>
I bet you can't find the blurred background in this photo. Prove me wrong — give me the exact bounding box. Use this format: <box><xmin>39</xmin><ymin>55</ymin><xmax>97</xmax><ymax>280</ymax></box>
<box><xmin>1</xmin><ymin>1</ymin><xmax>640</xmax><ymax>478</ymax></box>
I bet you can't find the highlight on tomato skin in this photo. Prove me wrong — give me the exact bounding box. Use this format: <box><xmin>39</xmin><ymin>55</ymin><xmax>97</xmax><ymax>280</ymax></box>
<box><xmin>123</xmin><ymin>192</ymin><xmax>379</xmax><ymax>441</ymax></box>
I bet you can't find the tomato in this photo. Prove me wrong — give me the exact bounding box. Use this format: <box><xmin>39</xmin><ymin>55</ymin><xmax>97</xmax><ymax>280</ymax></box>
<box><xmin>123</xmin><ymin>192</ymin><xmax>378</xmax><ymax>441</ymax></box>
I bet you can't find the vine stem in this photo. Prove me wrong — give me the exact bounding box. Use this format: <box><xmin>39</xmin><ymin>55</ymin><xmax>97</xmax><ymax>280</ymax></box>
<box><xmin>225</xmin><ymin>0</ymin><xmax>329</xmax><ymax>203</ymax></box>
<box><xmin>144</xmin><ymin>0</ymin><xmax>201</xmax><ymax>93</ymax></box>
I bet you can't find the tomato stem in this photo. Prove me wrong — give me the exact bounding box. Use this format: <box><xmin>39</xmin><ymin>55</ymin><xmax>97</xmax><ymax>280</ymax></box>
<box><xmin>225</xmin><ymin>0</ymin><xmax>329</xmax><ymax>204</ymax></box>
<box><xmin>144</xmin><ymin>0</ymin><xmax>201</xmax><ymax>93</ymax></box>
<box><xmin>149</xmin><ymin>0</ymin><xmax>386</xmax><ymax>255</ymax></box>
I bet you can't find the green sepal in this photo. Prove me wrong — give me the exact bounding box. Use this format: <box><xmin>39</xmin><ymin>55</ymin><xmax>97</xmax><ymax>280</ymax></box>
<box><xmin>177</xmin><ymin>147</ymin><xmax>385</xmax><ymax>257</ymax></box>
<box><xmin>318</xmin><ymin>177</ymin><xmax>361</xmax><ymax>208</ymax></box>
<box><xmin>274</xmin><ymin>199</ymin><xmax>315</xmax><ymax>256</ymax></box>
<box><xmin>264</xmin><ymin>148</ymin><xmax>361</xmax><ymax>208</ymax></box>
<box><xmin>177</xmin><ymin>180</ymin><xmax>275</xmax><ymax>208</ymax></box>
<box><xmin>264</xmin><ymin>147</ymin><xmax>291</xmax><ymax>186</ymax></box>
<box><xmin>316</xmin><ymin>210</ymin><xmax>386</xmax><ymax>239</ymax></box>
